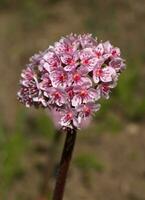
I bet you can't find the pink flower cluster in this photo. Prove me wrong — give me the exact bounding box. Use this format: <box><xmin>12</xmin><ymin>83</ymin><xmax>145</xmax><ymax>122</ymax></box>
<box><xmin>17</xmin><ymin>33</ymin><xmax>125</xmax><ymax>129</ymax></box>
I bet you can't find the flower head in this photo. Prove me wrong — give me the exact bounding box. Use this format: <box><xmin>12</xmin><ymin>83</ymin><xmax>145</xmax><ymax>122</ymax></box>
<box><xmin>17</xmin><ymin>33</ymin><xmax>126</xmax><ymax>129</ymax></box>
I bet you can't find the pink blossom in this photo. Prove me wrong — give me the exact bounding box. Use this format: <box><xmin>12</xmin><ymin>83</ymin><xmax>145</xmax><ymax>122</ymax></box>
<box><xmin>79</xmin><ymin>33</ymin><xmax>97</xmax><ymax>48</ymax></box>
<box><xmin>97</xmin><ymin>84</ymin><xmax>111</xmax><ymax>99</ymax></box>
<box><xmin>47</xmin><ymin>109</ymin><xmax>92</xmax><ymax>129</ymax></box>
<box><xmin>60</xmin><ymin>53</ymin><xmax>78</xmax><ymax>71</ymax></box>
<box><xmin>44</xmin><ymin>87</ymin><xmax>67</xmax><ymax>106</ymax></box>
<box><xmin>54</xmin><ymin>37</ymin><xmax>77</xmax><ymax>55</ymax></box>
<box><xmin>18</xmin><ymin>79</ymin><xmax>40</xmax><ymax>107</ymax></box>
<box><xmin>20</xmin><ymin>66</ymin><xmax>36</xmax><ymax>87</ymax></box>
<box><xmin>93</xmin><ymin>43</ymin><xmax>104</xmax><ymax>58</ymax></box>
<box><xmin>110</xmin><ymin>58</ymin><xmax>125</xmax><ymax>72</ymax></box>
<box><xmin>80</xmin><ymin>48</ymin><xmax>98</xmax><ymax>71</ymax></box>
<box><xmin>71</xmin><ymin>69</ymin><xmax>91</xmax><ymax>86</ymax></box>
<box><xmin>41</xmin><ymin>51</ymin><xmax>60</xmax><ymax>72</ymax></box>
<box><xmin>60</xmin><ymin>108</ymin><xmax>79</xmax><ymax>129</ymax></box>
<box><xmin>17</xmin><ymin>33</ymin><xmax>126</xmax><ymax>129</ymax></box>
<box><xmin>103</xmin><ymin>42</ymin><xmax>121</xmax><ymax>60</ymax></box>
<box><xmin>111</xmin><ymin>47</ymin><xmax>120</xmax><ymax>57</ymax></box>
<box><xmin>93</xmin><ymin>66</ymin><xmax>117</xmax><ymax>83</ymax></box>
<box><xmin>29</xmin><ymin>52</ymin><xmax>43</xmax><ymax>65</ymax></box>
<box><xmin>72</xmin><ymin>83</ymin><xmax>100</xmax><ymax>107</ymax></box>
<box><xmin>103</xmin><ymin>41</ymin><xmax>113</xmax><ymax>54</ymax></box>
<box><xmin>39</xmin><ymin>73</ymin><xmax>51</xmax><ymax>90</ymax></box>
<box><xmin>65</xmin><ymin>86</ymin><xmax>74</xmax><ymax>99</ymax></box>
<box><xmin>50</xmin><ymin>68</ymin><xmax>69</xmax><ymax>88</ymax></box>
<box><xmin>77</xmin><ymin>102</ymin><xmax>101</xmax><ymax>119</ymax></box>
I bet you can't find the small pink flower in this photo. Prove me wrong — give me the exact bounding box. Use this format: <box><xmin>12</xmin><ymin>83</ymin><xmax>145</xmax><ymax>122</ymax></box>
<box><xmin>79</xmin><ymin>33</ymin><xmax>97</xmax><ymax>48</ymax></box>
<box><xmin>103</xmin><ymin>41</ymin><xmax>121</xmax><ymax>58</ymax></box>
<box><xmin>18</xmin><ymin>79</ymin><xmax>40</xmax><ymax>107</ymax></box>
<box><xmin>103</xmin><ymin>41</ymin><xmax>113</xmax><ymax>54</ymax></box>
<box><xmin>93</xmin><ymin>66</ymin><xmax>117</xmax><ymax>83</ymax></box>
<box><xmin>29</xmin><ymin>52</ymin><xmax>43</xmax><ymax>65</ymax></box>
<box><xmin>65</xmin><ymin>86</ymin><xmax>74</xmax><ymax>99</ymax></box>
<box><xmin>80</xmin><ymin>48</ymin><xmax>98</xmax><ymax>71</ymax></box>
<box><xmin>97</xmin><ymin>84</ymin><xmax>111</xmax><ymax>99</ymax></box>
<box><xmin>50</xmin><ymin>68</ymin><xmax>69</xmax><ymax>88</ymax></box>
<box><xmin>110</xmin><ymin>58</ymin><xmax>125</xmax><ymax>72</ymax></box>
<box><xmin>20</xmin><ymin>66</ymin><xmax>36</xmax><ymax>87</ymax></box>
<box><xmin>54</xmin><ymin>38</ymin><xmax>77</xmax><ymax>55</ymax></box>
<box><xmin>39</xmin><ymin>73</ymin><xmax>51</xmax><ymax>90</ymax></box>
<box><xmin>60</xmin><ymin>108</ymin><xmax>79</xmax><ymax>128</ymax></box>
<box><xmin>41</xmin><ymin>51</ymin><xmax>60</xmax><ymax>72</ymax></box>
<box><xmin>111</xmin><ymin>47</ymin><xmax>120</xmax><ymax>57</ymax></box>
<box><xmin>44</xmin><ymin>87</ymin><xmax>67</xmax><ymax>106</ymax></box>
<box><xmin>71</xmin><ymin>69</ymin><xmax>92</xmax><ymax>86</ymax></box>
<box><xmin>72</xmin><ymin>83</ymin><xmax>100</xmax><ymax>107</ymax></box>
<box><xmin>93</xmin><ymin>43</ymin><xmax>104</xmax><ymax>58</ymax></box>
<box><xmin>77</xmin><ymin>102</ymin><xmax>101</xmax><ymax>118</ymax></box>
<box><xmin>60</xmin><ymin>53</ymin><xmax>78</xmax><ymax>71</ymax></box>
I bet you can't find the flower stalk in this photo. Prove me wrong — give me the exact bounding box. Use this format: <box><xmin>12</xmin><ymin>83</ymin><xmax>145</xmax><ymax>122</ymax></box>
<box><xmin>52</xmin><ymin>128</ymin><xmax>77</xmax><ymax>200</ymax></box>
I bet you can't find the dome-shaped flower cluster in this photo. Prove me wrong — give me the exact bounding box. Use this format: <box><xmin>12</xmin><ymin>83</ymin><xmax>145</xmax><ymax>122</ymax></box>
<box><xmin>17</xmin><ymin>33</ymin><xmax>125</xmax><ymax>129</ymax></box>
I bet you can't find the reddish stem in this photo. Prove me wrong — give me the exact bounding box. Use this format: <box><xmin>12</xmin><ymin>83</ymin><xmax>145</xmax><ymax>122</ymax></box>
<box><xmin>52</xmin><ymin>128</ymin><xmax>77</xmax><ymax>200</ymax></box>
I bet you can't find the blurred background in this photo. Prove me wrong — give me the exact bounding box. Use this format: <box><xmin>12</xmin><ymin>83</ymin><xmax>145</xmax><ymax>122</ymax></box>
<box><xmin>0</xmin><ymin>0</ymin><xmax>145</xmax><ymax>199</ymax></box>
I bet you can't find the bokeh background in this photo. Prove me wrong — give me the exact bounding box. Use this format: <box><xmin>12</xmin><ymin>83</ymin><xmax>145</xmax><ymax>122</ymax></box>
<box><xmin>0</xmin><ymin>0</ymin><xmax>145</xmax><ymax>199</ymax></box>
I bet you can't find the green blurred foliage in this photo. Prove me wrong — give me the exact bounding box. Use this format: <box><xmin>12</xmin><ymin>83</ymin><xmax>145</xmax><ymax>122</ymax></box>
<box><xmin>74</xmin><ymin>154</ymin><xmax>105</xmax><ymax>172</ymax></box>
<box><xmin>0</xmin><ymin>0</ymin><xmax>61</xmax><ymax>30</ymax></box>
<box><xmin>95</xmin><ymin>113</ymin><xmax>123</xmax><ymax>135</ymax></box>
<box><xmin>0</xmin><ymin>113</ymin><xmax>28</xmax><ymax>198</ymax></box>
<box><xmin>34</xmin><ymin>111</ymin><xmax>55</xmax><ymax>139</ymax></box>
<box><xmin>116</xmin><ymin>61</ymin><xmax>145</xmax><ymax>121</ymax></box>
<box><xmin>1</xmin><ymin>132</ymin><xmax>26</xmax><ymax>185</ymax></box>
<box><xmin>0</xmin><ymin>0</ymin><xmax>60</xmax><ymax>9</ymax></box>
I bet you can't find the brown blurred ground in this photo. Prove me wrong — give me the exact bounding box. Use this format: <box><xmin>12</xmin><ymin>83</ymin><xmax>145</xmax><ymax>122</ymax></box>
<box><xmin>0</xmin><ymin>0</ymin><xmax>145</xmax><ymax>200</ymax></box>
